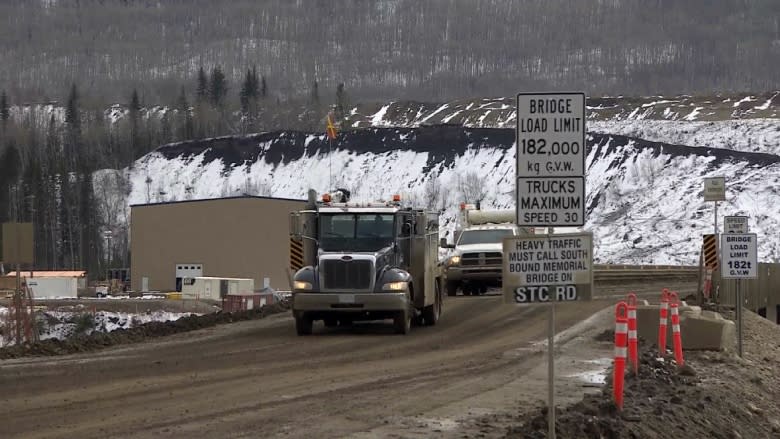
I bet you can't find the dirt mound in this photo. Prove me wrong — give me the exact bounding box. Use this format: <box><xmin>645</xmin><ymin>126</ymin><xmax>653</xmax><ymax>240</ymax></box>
<box><xmin>506</xmin><ymin>346</ymin><xmax>776</xmax><ymax>438</ymax></box>
<box><xmin>0</xmin><ymin>301</ymin><xmax>290</xmax><ymax>360</ymax></box>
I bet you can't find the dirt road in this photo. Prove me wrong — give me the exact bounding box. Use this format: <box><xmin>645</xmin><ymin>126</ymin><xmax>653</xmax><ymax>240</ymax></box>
<box><xmin>0</xmin><ymin>280</ymin><xmax>695</xmax><ymax>439</ymax></box>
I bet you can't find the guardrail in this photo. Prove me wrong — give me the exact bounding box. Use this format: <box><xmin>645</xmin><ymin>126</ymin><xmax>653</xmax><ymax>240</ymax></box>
<box><xmin>593</xmin><ymin>265</ymin><xmax>699</xmax><ymax>280</ymax></box>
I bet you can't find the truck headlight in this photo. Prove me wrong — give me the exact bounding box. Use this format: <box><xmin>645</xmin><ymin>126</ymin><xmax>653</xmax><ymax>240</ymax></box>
<box><xmin>447</xmin><ymin>255</ymin><xmax>461</xmax><ymax>266</ymax></box>
<box><xmin>293</xmin><ymin>281</ymin><xmax>312</xmax><ymax>291</ymax></box>
<box><xmin>382</xmin><ymin>281</ymin><xmax>408</xmax><ymax>291</ymax></box>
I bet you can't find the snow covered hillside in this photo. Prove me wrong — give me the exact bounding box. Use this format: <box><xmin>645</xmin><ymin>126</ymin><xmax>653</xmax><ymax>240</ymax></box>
<box><xmin>123</xmin><ymin>123</ymin><xmax>780</xmax><ymax>265</ymax></box>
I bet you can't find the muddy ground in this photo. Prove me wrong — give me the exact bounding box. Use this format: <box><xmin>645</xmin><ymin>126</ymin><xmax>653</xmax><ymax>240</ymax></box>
<box><xmin>4</xmin><ymin>278</ymin><xmax>776</xmax><ymax>438</ymax></box>
<box><xmin>476</xmin><ymin>310</ymin><xmax>780</xmax><ymax>438</ymax></box>
<box><xmin>0</xmin><ymin>302</ymin><xmax>289</xmax><ymax>359</ymax></box>
<box><xmin>0</xmin><ymin>297</ymin><xmax>220</xmax><ymax>314</ymax></box>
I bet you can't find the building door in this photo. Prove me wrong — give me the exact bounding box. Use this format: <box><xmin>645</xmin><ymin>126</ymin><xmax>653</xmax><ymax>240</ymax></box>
<box><xmin>175</xmin><ymin>264</ymin><xmax>203</xmax><ymax>292</ymax></box>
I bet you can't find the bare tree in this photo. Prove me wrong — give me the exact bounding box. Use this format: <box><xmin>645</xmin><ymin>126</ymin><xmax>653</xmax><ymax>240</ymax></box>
<box><xmin>457</xmin><ymin>172</ymin><xmax>487</xmax><ymax>204</ymax></box>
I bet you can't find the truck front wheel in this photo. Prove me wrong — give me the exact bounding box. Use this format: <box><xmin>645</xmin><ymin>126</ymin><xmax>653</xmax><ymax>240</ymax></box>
<box><xmin>446</xmin><ymin>280</ymin><xmax>459</xmax><ymax>297</ymax></box>
<box><xmin>295</xmin><ymin>313</ymin><xmax>313</xmax><ymax>335</ymax></box>
<box><xmin>393</xmin><ymin>310</ymin><xmax>411</xmax><ymax>335</ymax></box>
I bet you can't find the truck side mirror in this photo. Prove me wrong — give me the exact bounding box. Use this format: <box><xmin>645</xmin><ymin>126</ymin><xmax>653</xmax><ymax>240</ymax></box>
<box><xmin>439</xmin><ymin>238</ymin><xmax>449</xmax><ymax>248</ymax></box>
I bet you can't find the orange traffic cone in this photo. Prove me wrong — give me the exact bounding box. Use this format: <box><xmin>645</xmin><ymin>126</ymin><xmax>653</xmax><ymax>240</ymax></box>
<box><xmin>669</xmin><ymin>292</ymin><xmax>685</xmax><ymax>367</ymax></box>
<box><xmin>626</xmin><ymin>292</ymin><xmax>639</xmax><ymax>376</ymax></box>
<box><xmin>658</xmin><ymin>289</ymin><xmax>670</xmax><ymax>357</ymax></box>
<box><xmin>614</xmin><ymin>302</ymin><xmax>629</xmax><ymax>410</ymax></box>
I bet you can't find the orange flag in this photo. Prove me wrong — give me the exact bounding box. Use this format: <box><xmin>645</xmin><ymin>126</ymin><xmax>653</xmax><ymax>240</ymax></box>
<box><xmin>326</xmin><ymin>113</ymin><xmax>338</xmax><ymax>140</ymax></box>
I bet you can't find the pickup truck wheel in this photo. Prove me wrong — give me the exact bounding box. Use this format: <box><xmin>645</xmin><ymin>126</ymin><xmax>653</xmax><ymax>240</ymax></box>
<box><xmin>422</xmin><ymin>280</ymin><xmax>441</xmax><ymax>326</ymax></box>
<box><xmin>446</xmin><ymin>281</ymin><xmax>459</xmax><ymax>297</ymax></box>
<box><xmin>295</xmin><ymin>313</ymin><xmax>313</xmax><ymax>335</ymax></box>
<box><xmin>393</xmin><ymin>310</ymin><xmax>411</xmax><ymax>335</ymax></box>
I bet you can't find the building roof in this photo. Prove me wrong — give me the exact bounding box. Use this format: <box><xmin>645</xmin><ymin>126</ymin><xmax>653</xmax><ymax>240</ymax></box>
<box><xmin>4</xmin><ymin>270</ymin><xmax>87</xmax><ymax>278</ymax></box>
<box><xmin>130</xmin><ymin>195</ymin><xmax>306</xmax><ymax>208</ymax></box>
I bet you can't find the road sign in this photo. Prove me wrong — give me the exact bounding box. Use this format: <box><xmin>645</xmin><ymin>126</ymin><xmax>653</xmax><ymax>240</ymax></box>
<box><xmin>724</xmin><ymin>216</ymin><xmax>748</xmax><ymax>234</ymax></box>
<box><xmin>516</xmin><ymin>177</ymin><xmax>585</xmax><ymax>227</ymax></box>
<box><xmin>502</xmin><ymin>232</ymin><xmax>593</xmax><ymax>304</ymax></box>
<box><xmin>703</xmin><ymin>177</ymin><xmax>726</xmax><ymax>202</ymax></box>
<box><xmin>516</xmin><ymin>92</ymin><xmax>586</xmax><ymax>227</ymax></box>
<box><xmin>1</xmin><ymin>222</ymin><xmax>34</xmax><ymax>264</ymax></box>
<box><xmin>721</xmin><ymin>233</ymin><xmax>757</xmax><ymax>279</ymax></box>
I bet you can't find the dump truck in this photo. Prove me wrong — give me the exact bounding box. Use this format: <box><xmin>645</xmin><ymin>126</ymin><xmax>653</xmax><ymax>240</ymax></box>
<box><xmin>289</xmin><ymin>189</ymin><xmax>443</xmax><ymax>335</ymax></box>
<box><xmin>440</xmin><ymin>203</ymin><xmax>522</xmax><ymax>296</ymax></box>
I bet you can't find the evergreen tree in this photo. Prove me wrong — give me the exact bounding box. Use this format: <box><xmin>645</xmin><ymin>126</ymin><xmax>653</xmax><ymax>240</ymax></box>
<box><xmin>310</xmin><ymin>80</ymin><xmax>319</xmax><ymax>105</ymax></box>
<box><xmin>195</xmin><ymin>66</ymin><xmax>208</xmax><ymax>102</ymax></box>
<box><xmin>260</xmin><ymin>75</ymin><xmax>267</xmax><ymax>99</ymax></box>
<box><xmin>335</xmin><ymin>83</ymin><xmax>348</xmax><ymax>121</ymax></box>
<box><xmin>64</xmin><ymin>83</ymin><xmax>82</xmax><ymax>169</ymax></box>
<box><xmin>128</xmin><ymin>89</ymin><xmax>141</xmax><ymax>162</ymax></box>
<box><xmin>209</xmin><ymin>65</ymin><xmax>227</xmax><ymax>108</ymax></box>
<box><xmin>239</xmin><ymin>68</ymin><xmax>253</xmax><ymax>114</ymax></box>
<box><xmin>176</xmin><ymin>86</ymin><xmax>193</xmax><ymax>140</ymax></box>
<box><xmin>0</xmin><ymin>90</ymin><xmax>9</xmax><ymax>124</ymax></box>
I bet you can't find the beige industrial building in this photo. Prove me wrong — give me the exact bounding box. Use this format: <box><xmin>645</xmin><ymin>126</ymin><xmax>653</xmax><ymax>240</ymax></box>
<box><xmin>130</xmin><ymin>196</ymin><xmax>306</xmax><ymax>293</ymax></box>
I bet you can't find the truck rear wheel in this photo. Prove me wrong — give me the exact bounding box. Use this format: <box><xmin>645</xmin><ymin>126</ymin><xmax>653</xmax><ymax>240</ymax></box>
<box><xmin>393</xmin><ymin>310</ymin><xmax>411</xmax><ymax>334</ymax></box>
<box><xmin>422</xmin><ymin>280</ymin><xmax>442</xmax><ymax>326</ymax></box>
<box><xmin>446</xmin><ymin>280</ymin><xmax>459</xmax><ymax>297</ymax></box>
<box><xmin>295</xmin><ymin>313</ymin><xmax>313</xmax><ymax>335</ymax></box>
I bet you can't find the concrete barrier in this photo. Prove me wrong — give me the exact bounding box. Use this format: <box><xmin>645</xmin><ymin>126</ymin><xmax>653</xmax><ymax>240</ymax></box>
<box><xmin>635</xmin><ymin>304</ymin><xmax>736</xmax><ymax>351</ymax></box>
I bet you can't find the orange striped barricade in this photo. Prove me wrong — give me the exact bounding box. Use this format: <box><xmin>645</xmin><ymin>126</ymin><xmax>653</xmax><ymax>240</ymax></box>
<box><xmin>626</xmin><ymin>292</ymin><xmax>639</xmax><ymax>376</ymax></box>
<box><xmin>613</xmin><ymin>302</ymin><xmax>629</xmax><ymax>410</ymax></box>
<box><xmin>658</xmin><ymin>289</ymin><xmax>670</xmax><ymax>358</ymax></box>
<box><xmin>669</xmin><ymin>292</ymin><xmax>685</xmax><ymax>367</ymax></box>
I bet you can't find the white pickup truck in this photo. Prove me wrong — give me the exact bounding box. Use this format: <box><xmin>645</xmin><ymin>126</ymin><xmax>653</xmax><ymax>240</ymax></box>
<box><xmin>440</xmin><ymin>206</ymin><xmax>520</xmax><ymax>296</ymax></box>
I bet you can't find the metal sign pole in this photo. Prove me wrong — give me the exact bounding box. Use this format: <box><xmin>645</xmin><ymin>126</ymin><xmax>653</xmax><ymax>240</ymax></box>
<box><xmin>736</xmin><ymin>278</ymin><xmax>743</xmax><ymax>357</ymax></box>
<box><xmin>547</xmin><ymin>229</ymin><xmax>556</xmax><ymax>439</ymax></box>
<box><xmin>548</xmin><ymin>298</ymin><xmax>556</xmax><ymax>438</ymax></box>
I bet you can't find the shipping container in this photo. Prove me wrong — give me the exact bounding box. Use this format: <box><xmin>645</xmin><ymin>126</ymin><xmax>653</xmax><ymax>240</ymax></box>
<box><xmin>222</xmin><ymin>293</ymin><xmax>275</xmax><ymax>312</ymax></box>
<box><xmin>181</xmin><ymin>277</ymin><xmax>254</xmax><ymax>301</ymax></box>
<box><xmin>25</xmin><ymin>277</ymin><xmax>78</xmax><ymax>298</ymax></box>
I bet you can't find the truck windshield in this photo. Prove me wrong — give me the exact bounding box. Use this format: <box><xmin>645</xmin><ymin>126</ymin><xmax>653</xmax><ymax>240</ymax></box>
<box><xmin>319</xmin><ymin>214</ymin><xmax>395</xmax><ymax>252</ymax></box>
<box><xmin>457</xmin><ymin>229</ymin><xmax>513</xmax><ymax>245</ymax></box>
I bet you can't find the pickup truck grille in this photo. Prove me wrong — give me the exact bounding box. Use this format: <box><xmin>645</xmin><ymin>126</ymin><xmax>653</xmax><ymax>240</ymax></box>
<box><xmin>461</xmin><ymin>252</ymin><xmax>502</xmax><ymax>266</ymax></box>
<box><xmin>322</xmin><ymin>259</ymin><xmax>372</xmax><ymax>290</ymax></box>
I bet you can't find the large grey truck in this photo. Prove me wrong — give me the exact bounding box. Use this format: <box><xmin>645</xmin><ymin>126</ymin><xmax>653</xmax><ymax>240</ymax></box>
<box><xmin>289</xmin><ymin>190</ymin><xmax>443</xmax><ymax>335</ymax></box>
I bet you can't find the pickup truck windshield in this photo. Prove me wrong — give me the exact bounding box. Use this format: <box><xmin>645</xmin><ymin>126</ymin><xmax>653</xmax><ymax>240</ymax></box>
<box><xmin>319</xmin><ymin>214</ymin><xmax>395</xmax><ymax>252</ymax></box>
<box><xmin>457</xmin><ymin>229</ymin><xmax>513</xmax><ymax>245</ymax></box>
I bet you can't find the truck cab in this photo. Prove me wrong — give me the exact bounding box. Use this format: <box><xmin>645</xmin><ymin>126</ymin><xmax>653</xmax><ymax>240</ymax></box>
<box><xmin>441</xmin><ymin>205</ymin><xmax>523</xmax><ymax>296</ymax></box>
<box><xmin>289</xmin><ymin>190</ymin><xmax>442</xmax><ymax>335</ymax></box>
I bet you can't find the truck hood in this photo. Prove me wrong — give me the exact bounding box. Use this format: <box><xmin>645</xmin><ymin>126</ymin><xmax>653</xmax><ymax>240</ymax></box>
<box><xmin>456</xmin><ymin>243</ymin><xmax>503</xmax><ymax>253</ymax></box>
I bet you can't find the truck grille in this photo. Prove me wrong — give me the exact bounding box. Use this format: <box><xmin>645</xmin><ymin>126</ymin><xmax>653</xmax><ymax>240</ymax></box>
<box><xmin>322</xmin><ymin>259</ymin><xmax>372</xmax><ymax>290</ymax></box>
<box><xmin>461</xmin><ymin>252</ymin><xmax>502</xmax><ymax>266</ymax></box>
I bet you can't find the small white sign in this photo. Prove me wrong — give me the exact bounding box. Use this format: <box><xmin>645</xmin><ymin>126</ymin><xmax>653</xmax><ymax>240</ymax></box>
<box><xmin>503</xmin><ymin>232</ymin><xmax>593</xmax><ymax>304</ymax></box>
<box><xmin>721</xmin><ymin>233</ymin><xmax>758</xmax><ymax>279</ymax></box>
<box><xmin>724</xmin><ymin>216</ymin><xmax>748</xmax><ymax>234</ymax></box>
<box><xmin>703</xmin><ymin>177</ymin><xmax>726</xmax><ymax>202</ymax></box>
<box><xmin>516</xmin><ymin>177</ymin><xmax>585</xmax><ymax>227</ymax></box>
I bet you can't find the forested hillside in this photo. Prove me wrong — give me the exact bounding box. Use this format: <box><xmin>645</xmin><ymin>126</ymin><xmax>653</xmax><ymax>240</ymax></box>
<box><xmin>0</xmin><ymin>0</ymin><xmax>779</xmax><ymax>278</ymax></box>
<box><xmin>2</xmin><ymin>0</ymin><xmax>779</xmax><ymax>105</ymax></box>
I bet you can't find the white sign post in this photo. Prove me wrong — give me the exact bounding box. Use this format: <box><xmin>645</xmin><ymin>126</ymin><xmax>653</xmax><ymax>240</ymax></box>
<box><xmin>721</xmin><ymin>233</ymin><xmax>758</xmax><ymax>357</ymax></box>
<box><xmin>516</xmin><ymin>93</ymin><xmax>586</xmax><ymax>227</ymax></box>
<box><xmin>724</xmin><ymin>216</ymin><xmax>748</xmax><ymax>234</ymax></box>
<box><xmin>513</xmin><ymin>91</ymin><xmax>587</xmax><ymax>439</ymax></box>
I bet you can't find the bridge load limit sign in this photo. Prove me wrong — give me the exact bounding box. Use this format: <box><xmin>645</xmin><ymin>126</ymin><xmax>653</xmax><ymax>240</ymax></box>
<box><xmin>516</xmin><ymin>92</ymin><xmax>586</xmax><ymax>227</ymax></box>
<box><xmin>502</xmin><ymin>232</ymin><xmax>593</xmax><ymax>304</ymax></box>
<box><xmin>721</xmin><ymin>233</ymin><xmax>758</xmax><ymax>279</ymax></box>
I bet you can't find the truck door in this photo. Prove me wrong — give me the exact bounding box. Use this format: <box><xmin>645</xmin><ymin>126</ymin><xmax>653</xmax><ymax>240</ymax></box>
<box><xmin>397</xmin><ymin>212</ymin><xmax>413</xmax><ymax>270</ymax></box>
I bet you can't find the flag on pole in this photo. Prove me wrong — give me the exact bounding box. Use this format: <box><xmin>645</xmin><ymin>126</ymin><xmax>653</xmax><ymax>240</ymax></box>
<box><xmin>326</xmin><ymin>113</ymin><xmax>338</xmax><ymax>140</ymax></box>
